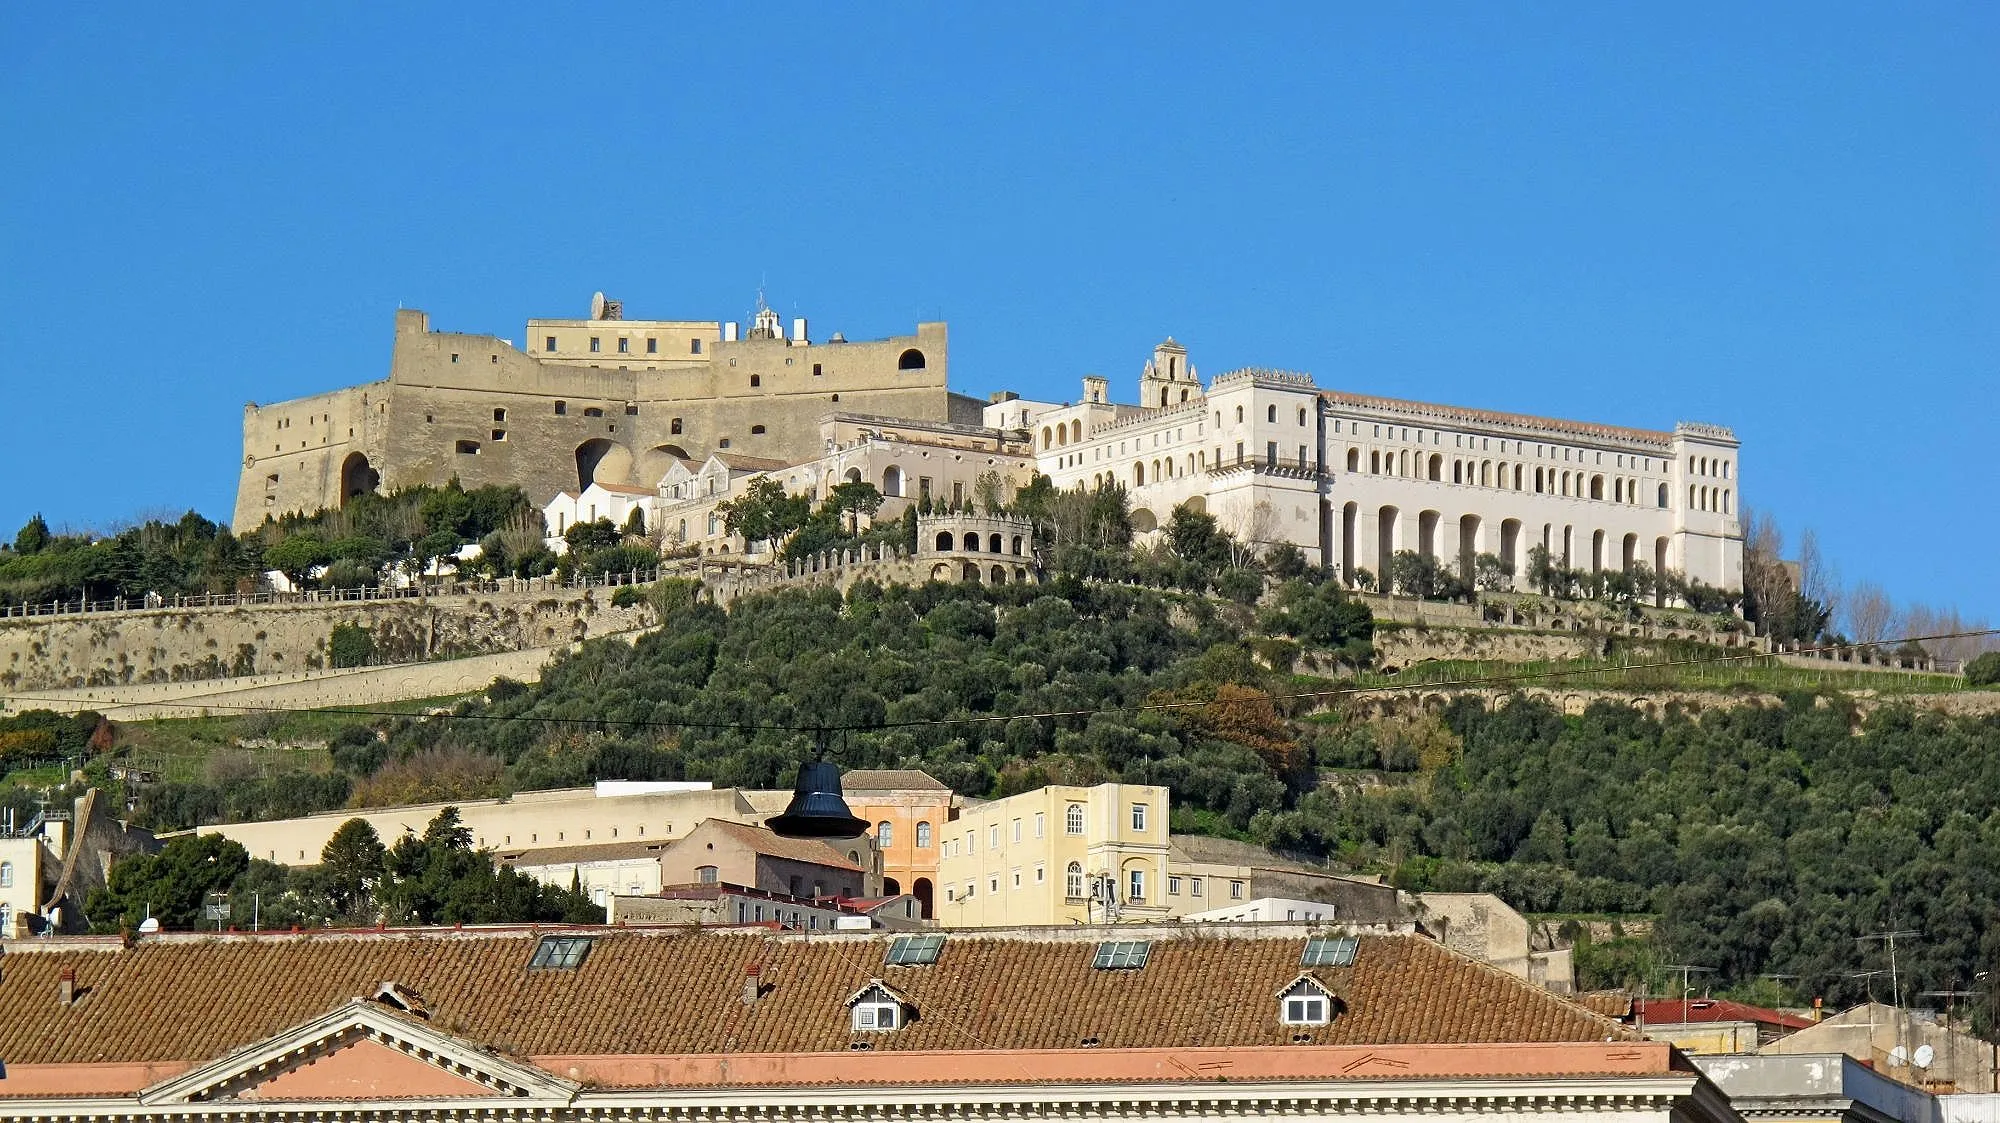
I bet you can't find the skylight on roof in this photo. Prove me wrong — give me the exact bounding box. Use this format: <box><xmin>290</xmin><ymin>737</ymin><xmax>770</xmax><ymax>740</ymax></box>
<box><xmin>1301</xmin><ymin>936</ymin><xmax>1358</xmax><ymax>967</ymax></box>
<box><xmin>1093</xmin><ymin>940</ymin><xmax>1151</xmax><ymax>970</ymax></box>
<box><xmin>885</xmin><ymin>933</ymin><xmax>946</xmax><ymax>966</ymax></box>
<box><xmin>528</xmin><ymin>935</ymin><xmax>593</xmax><ymax>970</ymax></box>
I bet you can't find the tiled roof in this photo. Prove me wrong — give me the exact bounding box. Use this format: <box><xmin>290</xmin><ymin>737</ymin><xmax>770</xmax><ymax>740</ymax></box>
<box><xmin>0</xmin><ymin>928</ymin><xmax>1632</xmax><ymax>1066</ymax></box>
<box><xmin>1635</xmin><ymin>998</ymin><xmax>1812</xmax><ymax>1031</ymax></box>
<box><xmin>715</xmin><ymin>453</ymin><xmax>792</xmax><ymax>473</ymax></box>
<box><xmin>840</xmin><ymin>769</ymin><xmax>951</xmax><ymax>792</ymax></box>
<box><xmin>703</xmin><ymin>819</ymin><xmax>862</xmax><ymax>871</ymax></box>
<box><xmin>1577</xmin><ymin>990</ymin><xmax>1636</xmax><ymax>1018</ymax></box>
<box><xmin>497</xmin><ymin>839</ymin><xmax>671</xmax><ymax>867</ymax></box>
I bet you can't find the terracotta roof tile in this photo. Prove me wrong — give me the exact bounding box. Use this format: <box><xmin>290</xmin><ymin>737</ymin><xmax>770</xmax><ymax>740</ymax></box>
<box><xmin>498</xmin><ymin>839</ymin><xmax>671</xmax><ymax>867</ymax></box>
<box><xmin>702</xmin><ymin>819</ymin><xmax>862</xmax><ymax>871</ymax></box>
<box><xmin>0</xmin><ymin>928</ymin><xmax>1632</xmax><ymax>1066</ymax></box>
<box><xmin>838</xmin><ymin>769</ymin><xmax>951</xmax><ymax>792</ymax></box>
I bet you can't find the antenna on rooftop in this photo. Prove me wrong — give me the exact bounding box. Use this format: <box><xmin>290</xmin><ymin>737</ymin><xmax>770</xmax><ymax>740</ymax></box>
<box><xmin>1858</xmin><ymin>930</ymin><xmax>1920</xmax><ymax>1009</ymax></box>
<box><xmin>1659</xmin><ymin>964</ymin><xmax>1716</xmax><ymax>1003</ymax></box>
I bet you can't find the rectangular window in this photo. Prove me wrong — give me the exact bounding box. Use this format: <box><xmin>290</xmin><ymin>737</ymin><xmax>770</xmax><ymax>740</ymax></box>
<box><xmin>1128</xmin><ymin>868</ymin><xmax>1146</xmax><ymax>901</ymax></box>
<box><xmin>1191</xmin><ymin>877</ymin><xmax>1204</xmax><ymax>897</ymax></box>
<box><xmin>1093</xmin><ymin>940</ymin><xmax>1151</xmax><ymax>970</ymax></box>
<box><xmin>1012</xmin><ymin>818</ymin><xmax>1022</xmax><ymax>843</ymax></box>
<box><xmin>885</xmin><ymin>933</ymin><xmax>946</xmax><ymax>966</ymax></box>
<box><xmin>691</xmin><ymin>338</ymin><xmax>703</xmax><ymax>354</ymax></box>
<box><xmin>919</xmin><ymin>477</ymin><xmax>933</xmax><ymax>500</ymax></box>
<box><xmin>1266</xmin><ymin>441</ymin><xmax>1278</xmax><ymax>466</ymax></box>
<box><xmin>617</xmin><ymin>337</ymin><xmax>630</xmax><ymax>353</ymax></box>
<box><xmin>1012</xmin><ymin>868</ymin><xmax>1022</xmax><ymax>888</ymax></box>
<box><xmin>546</xmin><ymin>336</ymin><xmax>557</xmax><ymax>352</ymax></box>
<box><xmin>988</xmin><ymin>825</ymin><xmax>999</xmax><ymax>850</ymax></box>
<box><xmin>1168</xmin><ymin>875</ymin><xmax>1182</xmax><ymax>895</ymax></box>
<box><xmin>647</xmin><ymin>337</ymin><xmax>659</xmax><ymax>354</ymax></box>
<box><xmin>1301</xmin><ymin>936</ymin><xmax>1360</xmax><ymax>967</ymax></box>
<box><xmin>1230</xmin><ymin>880</ymin><xmax>1244</xmax><ymax>899</ymax></box>
<box><xmin>528</xmin><ymin>936</ymin><xmax>592</xmax><ymax>970</ymax></box>
<box><xmin>589</xmin><ymin>337</ymin><xmax>601</xmax><ymax>353</ymax></box>
<box><xmin>1131</xmin><ymin>804</ymin><xmax>1147</xmax><ymax>832</ymax></box>
<box><xmin>1034</xmin><ymin>812</ymin><xmax>1045</xmax><ymax>838</ymax></box>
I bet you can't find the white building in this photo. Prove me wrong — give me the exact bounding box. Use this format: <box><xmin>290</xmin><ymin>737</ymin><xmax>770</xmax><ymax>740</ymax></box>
<box><xmin>542</xmin><ymin>480</ymin><xmax>665</xmax><ymax>544</ymax></box>
<box><xmin>993</xmin><ymin>340</ymin><xmax>1743</xmax><ymax>594</ymax></box>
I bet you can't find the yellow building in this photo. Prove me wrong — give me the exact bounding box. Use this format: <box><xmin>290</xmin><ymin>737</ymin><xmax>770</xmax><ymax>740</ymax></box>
<box><xmin>934</xmin><ymin>783</ymin><xmax>1169</xmax><ymax>927</ymax></box>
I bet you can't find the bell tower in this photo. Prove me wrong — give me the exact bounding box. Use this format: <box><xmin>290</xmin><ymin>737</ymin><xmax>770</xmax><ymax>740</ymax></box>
<box><xmin>1139</xmin><ymin>337</ymin><xmax>1197</xmax><ymax>409</ymax></box>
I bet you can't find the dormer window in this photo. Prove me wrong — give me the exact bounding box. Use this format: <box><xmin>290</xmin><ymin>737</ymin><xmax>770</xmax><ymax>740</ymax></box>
<box><xmin>847</xmin><ymin>981</ymin><xmax>909</xmax><ymax>1032</ymax></box>
<box><xmin>1278</xmin><ymin>975</ymin><xmax>1339</xmax><ymax>1026</ymax></box>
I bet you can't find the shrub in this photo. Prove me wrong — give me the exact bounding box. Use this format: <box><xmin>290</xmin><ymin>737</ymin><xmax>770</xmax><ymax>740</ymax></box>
<box><xmin>328</xmin><ymin>623</ymin><xmax>375</xmax><ymax>668</ymax></box>
<box><xmin>1967</xmin><ymin>651</ymin><xmax>2000</xmax><ymax>687</ymax></box>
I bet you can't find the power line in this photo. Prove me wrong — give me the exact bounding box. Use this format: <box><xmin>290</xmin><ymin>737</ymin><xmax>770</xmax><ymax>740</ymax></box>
<box><xmin>12</xmin><ymin>625</ymin><xmax>1998</xmax><ymax>738</ymax></box>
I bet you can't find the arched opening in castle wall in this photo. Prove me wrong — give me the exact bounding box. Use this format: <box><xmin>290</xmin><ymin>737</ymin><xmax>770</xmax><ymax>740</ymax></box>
<box><xmin>576</xmin><ymin>439</ymin><xmax>633</xmax><ymax>489</ymax></box>
<box><xmin>340</xmin><ymin>452</ymin><xmax>380</xmax><ymax>505</ymax></box>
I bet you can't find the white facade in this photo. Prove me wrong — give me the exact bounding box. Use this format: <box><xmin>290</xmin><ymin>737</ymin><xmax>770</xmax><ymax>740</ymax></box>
<box><xmin>1004</xmin><ymin>340</ymin><xmax>1744</xmax><ymax>593</ymax></box>
<box><xmin>1183</xmin><ymin>895</ymin><xmax>1341</xmax><ymax>924</ymax></box>
<box><xmin>542</xmin><ymin>481</ymin><xmax>664</xmax><ymax>544</ymax></box>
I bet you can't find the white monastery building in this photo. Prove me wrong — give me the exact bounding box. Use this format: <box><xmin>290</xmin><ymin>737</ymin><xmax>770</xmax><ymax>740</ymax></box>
<box><xmin>989</xmin><ymin>338</ymin><xmax>1743</xmax><ymax>592</ymax></box>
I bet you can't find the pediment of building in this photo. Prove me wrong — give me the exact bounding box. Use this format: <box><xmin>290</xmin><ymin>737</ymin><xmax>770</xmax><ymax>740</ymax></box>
<box><xmin>137</xmin><ymin>998</ymin><xmax>577</xmax><ymax>1106</ymax></box>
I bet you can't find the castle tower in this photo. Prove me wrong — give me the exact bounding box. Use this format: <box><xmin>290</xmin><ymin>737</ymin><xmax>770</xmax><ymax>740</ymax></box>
<box><xmin>1139</xmin><ymin>338</ymin><xmax>1198</xmax><ymax>408</ymax></box>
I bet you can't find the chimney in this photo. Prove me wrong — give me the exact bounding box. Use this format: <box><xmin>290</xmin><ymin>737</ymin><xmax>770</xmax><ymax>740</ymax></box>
<box><xmin>741</xmin><ymin>962</ymin><xmax>762</xmax><ymax>1007</ymax></box>
<box><xmin>59</xmin><ymin>967</ymin><xmax>76</xmax><ymax>1006</ymax></box>
<box><xmin>792</xmin><ymin>317</ymin><xmax>808</xmax><ymax>344</ymax></box>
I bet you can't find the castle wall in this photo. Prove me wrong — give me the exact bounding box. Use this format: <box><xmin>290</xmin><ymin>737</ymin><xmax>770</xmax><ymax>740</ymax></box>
<box><xmin>234</xmin><ymin>309</ymin><xmax>955</xmax><ymax>529</ymax></box>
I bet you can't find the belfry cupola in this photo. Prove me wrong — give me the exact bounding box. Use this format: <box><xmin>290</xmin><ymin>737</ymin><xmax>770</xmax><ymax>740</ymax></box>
<box><xmin>1140</xmin><ymin>337</ymin><xmax>1198</xmax><ymax>409</ymax></box>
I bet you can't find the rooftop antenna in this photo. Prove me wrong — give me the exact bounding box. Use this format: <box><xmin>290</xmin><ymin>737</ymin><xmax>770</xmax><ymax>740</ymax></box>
<box><xmin>1659</xmin><ymin>964</ymin><xmax>1716</xmax><ymax>1003</ymax></box>
<box><xmin>1859</xmin><ymin>930</ymin><xmax>1920</xmax><ymax>1010</ymax></box>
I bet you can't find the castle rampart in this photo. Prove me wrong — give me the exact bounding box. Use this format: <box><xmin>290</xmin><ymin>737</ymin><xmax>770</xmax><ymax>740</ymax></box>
<box><xmin>235</xmin><ymin>300</ymin><xmax>971</xmax><ymax>530</ymax></box>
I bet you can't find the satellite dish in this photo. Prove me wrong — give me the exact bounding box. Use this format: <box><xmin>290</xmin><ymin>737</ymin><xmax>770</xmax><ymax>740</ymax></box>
<box><xmin>1914</xmin><ymin>1044</ymin><xmax>1935</xmax><ymax>1068</ymax></box>
<box><xmin>1889</xmin><ymin>1045</ymin><xmax>1909</xmax><ymax>1065</ymax></box>
<box><xmin>590</xmin><ymin>291</ymin><xmax>606</xmax><ymax>320</ymax></box>
<box><xmin>137</xmin><ymin>917</ymin><xmax>160</xmax><ymax>934</ymax></box>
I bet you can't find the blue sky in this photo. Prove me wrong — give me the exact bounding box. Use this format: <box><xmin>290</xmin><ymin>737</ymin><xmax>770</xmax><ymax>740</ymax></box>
<box><xmin>2</xmin><ymin>4</ymin><xmax>1994</xmax><ymax>622</ymax></box>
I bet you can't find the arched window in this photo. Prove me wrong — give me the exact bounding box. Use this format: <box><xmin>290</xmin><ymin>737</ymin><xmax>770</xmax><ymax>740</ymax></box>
<box><xmin>916</xmin><ymin>821</ymin><xmax>932</xmax><ymax>848</ymax></box>
<box><xmin>1267</xmin><ymin>404</ymin><xmax>1277</xmax><ymax>423</ymax></box>
<box><xmin>963</xmin><ymin>532</ymin><xmax>980</xmax><ymax>552</ymax></box>
<box><xmin>936</xmin><ymin>531</ymin><xmax>954</xmax><ymax>551</ymax></box>
<box><xmin>749</xmin><ymin>374</ymin><xmax>761</xmax><ymax>387</ymax></box>
<box><xmin>1235</xmin><ymin>406</ymin><xmax>1244</xmax><ymax>423</ymax></box>
<box><xmin>1346</xmin><ymin>448</ymin><xmax>1359</xmax><ymax>472</ymax></box>
<box><xmin>898</xmin><ymin>348</ymin><xmax>927</xmax><ymax>370</ymax></box>
<box><xmin>1133</xmin><ymin>463</ymin><xmax>1145</xmax><ymax>486</ymax></box>
<box><xmin>1298</xmin><ymin>407</ymin><xmax>1308</xmax><ymax>425</ymax></box>
<box><xmin>877</xmin><ymin>821</ymin><xmax>894</xmax><ymax>848</ymax></box>
<box><xmin>1658</xmin><ymin>483</ymin><xmax>1669</xmax><ymax>508</ymax></box>
<box><xmin>697</xmin><ymin>865</ymin><xmax>719</xmax><ymax>883</ymax></box>
<box><xmin>1722</xmin><ymin>489</ymin><xmax>1731</xmax><ymax>514</ymax></box>
<box><xmin>1065</xmin><ymin>804</ymin><xmax>1086</xmax><ymax>835</ymax></box>
<box><xmin>1071</xmin><ymin>420</ymin><xmax>1082</xmax><ymax>443</ymax></box>
<box><xmin>1066</xmin><ymin>861</ymin><xmax>1085</xmax><ymax>899</ymax></box>
<box><xmin>1041</xmin><ymin>426</ymin><xmax>1053</xmax><ymax>450</ymax></box>
<box><xmin>670</xmin><ymin>417</ymin><xmax>683</xmax><ymax>434</ymax></box>
<box><xmin>0</xmin><ymin>860</ymin><xmax>11</xmax><ymax>887</ymax></box>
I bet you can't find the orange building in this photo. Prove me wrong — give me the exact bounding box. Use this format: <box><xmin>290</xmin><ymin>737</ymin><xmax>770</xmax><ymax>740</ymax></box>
<box><xmin>839</xmin><ymin>769</ymin><xmax>956</xmax><ymax>916</ymax></box>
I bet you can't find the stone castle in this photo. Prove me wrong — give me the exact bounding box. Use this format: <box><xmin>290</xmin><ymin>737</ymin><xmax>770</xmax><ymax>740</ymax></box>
<box><xmin>237</xmin><ymin>294</ymin><xmax>1743</xmax><ymax>593</ymax></box>
<box><xmin>236</xmin><ymin>296</ymin><xmax>979</xmax><ymax>529</ymax></box>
